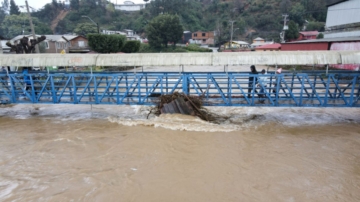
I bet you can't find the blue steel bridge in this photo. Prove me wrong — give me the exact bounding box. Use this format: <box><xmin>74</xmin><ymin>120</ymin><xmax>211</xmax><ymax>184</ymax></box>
<box><xmin>0</xmin><ymin>51</ymin><xmax>359</xmax><ymax>107</ymax></box>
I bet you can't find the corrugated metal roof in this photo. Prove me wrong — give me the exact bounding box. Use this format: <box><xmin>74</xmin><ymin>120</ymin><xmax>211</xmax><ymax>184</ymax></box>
<box><xmin>256</xmin><ymin>43</ymin><xmax>281</xmax><ymax>49</ymax></box>
<box><xmin>283</xmin><ymin>36</ymin><xmax>360</xmax><ymax>44</ymax></box>
<box><xmin>253</xmin><ymin>37</ymin><xmax>264</xmax><ymax>41</ymax></box>
<box><xmin>326</xmin><ymin>0</ymin><xmax>360</xmax><ymax>27</ymax></box>
<box><xmin>10</xmin><ymin>35</ymin><xmax>80</xmax><ymax>42</ymax></box>
<box><xmin>0</xmin><ymin>51</ymin><xmax>359</xmax><ymax>66</ymax></box>
<box><xmin>299</xmin><ymin>31</ymin><xmax>319</xmax><ymax>36</ymax></box>
<box><xmin>62</xmin><ymin>35</ymin><xmax>78</xmax><ymax>41</ymax></box>
<box><xmin>232</xmin><ymin>41</ymin><xmax>249</xmax><ymax>45</ymax></box>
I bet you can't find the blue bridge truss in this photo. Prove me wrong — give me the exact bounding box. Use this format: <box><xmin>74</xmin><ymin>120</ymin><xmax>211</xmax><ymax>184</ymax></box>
<box><xmin>1</xmin><ymin>71</ymin><xmax>359</xmax><ymax>107</ymax></box>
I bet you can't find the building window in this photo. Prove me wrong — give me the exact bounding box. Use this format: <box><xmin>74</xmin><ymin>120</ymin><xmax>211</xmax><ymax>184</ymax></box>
<box><xmin>202</xmin><ymin>39</ymin><xmax>206</xmax><ymax>42</ymax></box>
<box><xmin>56</xmin><ymin>42</ymin><xmax>61</xmax><ymax>49</ymax></box>
<box><xmin>202</xmin><ymin>33</ymin><xmax>206</xmax><ymax>37</ymax></box>
<box><xmin>45</xmin><ymin>41</ymin><xmax>49</xmax><ymax>49</ymax></box>
<box><xmin>194</xmin><ymin>33</ymin><xmax>197</xmax><ymax>37</ymax></box>
<box><xmin>78</xmin><ymin>41</ymin><xmax>85</xmax><ymax>47</ymax></box>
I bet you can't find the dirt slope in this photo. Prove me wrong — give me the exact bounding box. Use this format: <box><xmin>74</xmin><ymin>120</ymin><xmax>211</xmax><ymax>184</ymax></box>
<box><xmin>51</xmin><ymin>10</ymin><xmax>69</xmax><ymax>33</ymax></box>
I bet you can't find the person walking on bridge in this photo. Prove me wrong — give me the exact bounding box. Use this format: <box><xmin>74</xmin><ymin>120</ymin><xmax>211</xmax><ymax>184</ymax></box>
<box><xmin>248</xmin><ymin>65</ymin><xmax>258</xmax><ymax>98</ymax></box>
<box><xmin>257</xmin><ymin>69</ymin><xmax>268</xmax><ymax>102</ymax></box>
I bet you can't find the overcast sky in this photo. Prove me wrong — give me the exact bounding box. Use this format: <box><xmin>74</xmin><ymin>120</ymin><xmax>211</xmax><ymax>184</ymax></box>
<box><xmin>14</xmin><ymin>0</ymin><xmax>146</xmax><ymax>10</ymax></box>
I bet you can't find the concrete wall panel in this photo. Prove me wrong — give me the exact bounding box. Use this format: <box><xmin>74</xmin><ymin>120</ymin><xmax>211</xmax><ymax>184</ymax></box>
<box><xmin>0</xmin><ymin>51</ymin><xmax>358</xmax><ymax>67</ymax></box>
<box><xmin>0</xmin><ymin>54</ymin><xmax>97</xmax><ymax>66</ymax></box>
<box><xmin>96</xmin><ymin>53</ymin><xmax>213</xmax><ymax>66</ymax></box>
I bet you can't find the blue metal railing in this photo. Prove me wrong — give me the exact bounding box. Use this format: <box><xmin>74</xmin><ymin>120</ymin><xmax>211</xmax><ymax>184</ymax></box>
<box><xmin>0</xmin><ymin>71</ymin><xmax>359</xmax><ymax>107</ymax></box>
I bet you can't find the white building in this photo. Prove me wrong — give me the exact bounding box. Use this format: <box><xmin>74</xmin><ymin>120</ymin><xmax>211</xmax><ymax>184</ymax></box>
<box><xmin>325</xmin><ymin>0</ymin><xmax>360</xmax><ymax>38</ymax></box>
<box><xmin>114</xmin><ymin>1</ymin><xmax>145</xmax><ymax>12</ymax></box>
<box><xmin>102</xmin><ymin>30</ymin><xmax>127</xmax><ymax>35</ymax></box>
<box><xmin>102</xmin><ymin>29</ymin><xmax>143</xmax><ymax>41</ymax></box>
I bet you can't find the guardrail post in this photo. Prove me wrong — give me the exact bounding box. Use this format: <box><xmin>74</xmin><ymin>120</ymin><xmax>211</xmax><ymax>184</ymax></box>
<box><xmin>182</xmin><ymin>73</ymin><xmax>189</xmax><ymax>95</ymax></box>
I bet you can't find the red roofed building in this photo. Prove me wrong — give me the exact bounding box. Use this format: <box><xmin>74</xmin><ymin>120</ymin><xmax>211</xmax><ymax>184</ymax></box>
<box><xmin>297</xmin><ymin>31</ymin><xmax>319</xmax><ymax>40</ymax></box>
<box><xmin>255</xmin><ymin>43</ymin><xmax>281</xmax><ymax>51</ymax></box>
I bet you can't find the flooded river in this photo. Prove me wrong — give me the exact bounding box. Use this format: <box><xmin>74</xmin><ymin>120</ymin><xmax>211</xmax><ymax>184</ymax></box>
<box><xmin>0</xmin><ymin>104</ymin><xmax>360</xmax><ymax>202</ymax></box>
<box><xmin>1</xmin><ymin>65</ymin><xmax>360</xmax><ymax>201</ymax></box>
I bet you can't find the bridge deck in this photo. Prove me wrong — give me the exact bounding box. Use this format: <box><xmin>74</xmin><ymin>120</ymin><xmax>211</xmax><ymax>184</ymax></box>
<box><xmin>1</xmin><ymin>71</ymin><xmax>359</xmax><ymax>107</ymax></box>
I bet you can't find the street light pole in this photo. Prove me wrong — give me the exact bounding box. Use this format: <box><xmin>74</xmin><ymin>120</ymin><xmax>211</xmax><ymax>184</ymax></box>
<box><xmin>82</xmin><ymin>15</ymin><xmax>100</xmax><ymax>33</ymax></box>
<box><xmin>25</xmin><ymin>0</ymin><xmax>40</xmax><ymax>53</ymax></box>
<box><xmin>0</xmin><ymin>39</ymin><xmax>3</xmax><ymax>54</ymax></box>
<box><xmin>229</xmin><ymin>20</ymin><xmax>235</xmax><ymax>49</ymax></box>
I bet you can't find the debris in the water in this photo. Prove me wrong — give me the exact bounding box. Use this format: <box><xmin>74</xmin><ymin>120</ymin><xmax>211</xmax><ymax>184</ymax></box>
<box><xmin>148</xmin><ymin>92</ymin><xmax>212</xmax><ymax>121</ymax></box>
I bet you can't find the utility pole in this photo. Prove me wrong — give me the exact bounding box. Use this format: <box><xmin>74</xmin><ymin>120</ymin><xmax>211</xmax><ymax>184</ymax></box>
<box><xmin>0</xmin><ymin>39</ymin><xmax>3</xmax><ymax>54</ymax></box>
<box><xmin>280</xmin><ymin>14</ymin><xmax>288</xmax><ymax>43</ymax></box>
<box><xmin>229</xmin><ymin>20</ymin><xmax>235</xmax><ymax>49</ymax></box>
<box><xmin>25</xmin><ymin>0</ymin><xmax>40</xmax><ymax>53</ymax></box>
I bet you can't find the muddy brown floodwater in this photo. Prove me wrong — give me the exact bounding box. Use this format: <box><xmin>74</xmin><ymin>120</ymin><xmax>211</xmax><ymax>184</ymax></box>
<box><xmin>1</xmin><ymin>65</ymin><xmax>360</xmax><ymax>201</ymax></box>
<box><xmin>0</xmin><ymin>104</ymin><xmax>360</xmax><ymax>202</ymax></box>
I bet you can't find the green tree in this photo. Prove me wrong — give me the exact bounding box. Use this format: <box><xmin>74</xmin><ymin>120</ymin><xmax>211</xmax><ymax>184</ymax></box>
<box><xmin>214</xmin><ymin>20</ymin><xmax>230</xmax><ymax>48</ymax></box>
<box><xmin>1</xmin><ymin>0</ymin><xmax>9</xmax><ymax>13</ymax></box>
<box><xmin>306</xmin><ymin>21</ymin><xmax>325</xmax><ymax>32</ymax></box>
<box><xmin>70</xmin><ymin>0</ymin><xmax>79</xmax><ymax>10</ymax></box>
<box><xmin>145</xmin><ymin>14</ymin><xmax>183</xmax><ymax>49</ymax></box>
<box><xmin>9</xmin><ymin>0</ymin><xmax>20</xmax><ymax>15</ymax></box>
<box><xmin>280</xmin><ymin>0</ymin><xmax>291</xmax><ymax>14</ymax></box>
<box><xmin>52</xmin><ymin>0</ymin><xmax>58</xmax><ymax>8</ymax></box>
<box><xmin>285</xmin><ymin>20</ymin><xmax>299</xmax><ymax>41</ymax></box>
<box><xmin>316</xmin><ymin>33</ymin><xmax>324</xmax><ymax>39</ymax></box>
<box><xmin>74</xmin><ymin>23</ymin><xmax>98</xmax><ymax>35</ymax></box>
<box><xmin>148</xmin><ymin>0</ymin><xmax>188</xmax><ymax>17</ymax></box>
<box><xmin>1</xmin><ymin>13</ymin><xmax>52</xmax><ymax>38</ymax></box>
<box><xmin>87</xmin><ymin>34</ymin><xmax>126</xmax><ymax>53</ymax></box>
<box><xmin>32</xmin><ymin>3</ymin><xmax>61</xmax><ymax>24</ymax></box>
<box><xmin>0</xmin><ymin>9</ymin><xmax>6</xmax><ymax>36</ymax></box>
<box><xmin>121</xmin><ymin>40</ymin><xmax>141</xmax><ymax>53</ymax></box>
<box><xmin>289</xmin><ymin>2</ymin><xmax>306</xmax><ymax>26</ymax></box>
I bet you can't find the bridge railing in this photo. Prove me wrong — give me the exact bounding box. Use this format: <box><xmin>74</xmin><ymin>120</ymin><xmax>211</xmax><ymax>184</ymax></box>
<box><xmin>1</xmin><ymin>71</ymin><xmax>359</xmax><ymax>107</ymax></box>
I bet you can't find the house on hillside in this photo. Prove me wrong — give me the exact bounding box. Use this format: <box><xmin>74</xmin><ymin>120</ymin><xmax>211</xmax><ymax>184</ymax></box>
<box><xmin>114</xmin><ymin>1</ymin><xmax>145</xmax><ymax>11</ymax></box>
<box><xmin>251</xmin><ymin>37</ymin><xmax>274</xmax><ymax>48</ymax></box>
<box><xmin>67</xmin><ymin>35</ymin><xmax>91</xmax><ymax>53</ymax></box>
<box><xmin>190</xmin><ymin>31</ymin><xmax>216</xmax><ymax>45</ymax></box>
<box><xmin>223</xmin><ymin>41</ymin><xmax>250</xmax><ymax>49</ymax></box>
<box><xmin>102</xmin><ymin>29</ymin><xmax>142</xmax><ymax>41</ymax></box>
<box><xmin>10</xmin><ymin>35</ymin><xmax>90</xmax><ymax>53</ymax></box>
<box><xmin>102</xmin><ymin>30</ymin><xmax>127</xmax><ymax>35</ymax></box>
<box><xmin>297</xmin><ymin>31</ymin><xmax>319</xmax><ymax>40</ymax></box>
<box><xmin>0</xmin><ymin>40</ymin><xmax>11</xmax><ymax>53</ymax></box>
<box><xmin>255</xmin><ymin>43</ymin><xmax>281</xmax><ymax>51</ymax></box>
<box><xmin>281</xmin><ymin>0</ymin><xmax>360</xmax><ymax>51</ymax></box>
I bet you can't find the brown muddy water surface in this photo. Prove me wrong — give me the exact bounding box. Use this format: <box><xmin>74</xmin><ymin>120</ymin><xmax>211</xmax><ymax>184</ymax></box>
<box><xmin>0</xmin><ymin>104</ymin><xmax>359</xmax><ymax>202</ymax></box>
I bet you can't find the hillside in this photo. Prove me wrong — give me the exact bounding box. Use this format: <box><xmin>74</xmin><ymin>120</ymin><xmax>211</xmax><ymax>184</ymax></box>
<box><xmin>51</xmin><ymin>10</ymin><xmax>69</xmax><ymax>33</ymax></box>
<box><xmin>38</xmin><ymin>0</ymin><xmax>327</xmax><ymax>43</ymax></box>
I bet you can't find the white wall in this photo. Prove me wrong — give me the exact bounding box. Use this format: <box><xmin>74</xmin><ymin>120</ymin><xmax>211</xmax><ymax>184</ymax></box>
<box><xmin>326</xmin><ymin>0</ymin><xmax>360</xmax><ymax>27</ymax></box>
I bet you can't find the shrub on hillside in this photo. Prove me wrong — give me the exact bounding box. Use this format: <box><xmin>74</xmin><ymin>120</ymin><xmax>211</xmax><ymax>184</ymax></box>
<box><xmin>121</xmin><ymin>40</ymin><xmax>141</xmax><ymax>53</ymax></box>
<box><xmin>184</xmin><ymin>44</ymin><xmax>212</xmax><ymax>52</ymax></box>
<box><xmin>87</xmin><ymin>34</ymin><xmax>126</xmax><ymax>53</ymax></box>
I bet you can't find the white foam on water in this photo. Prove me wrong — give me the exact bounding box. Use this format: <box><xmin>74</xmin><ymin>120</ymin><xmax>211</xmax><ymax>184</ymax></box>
<box><xmin>1</xmin><ymin>104</ymin><xmax>359</xmax><ymax>132</ymax></box>
<box><xmin>108</xmin><ymin>113</ymin><xmax>242</xmax><ymax>132</ymax></box>
<box><xmin>0</xmin><ymin>181</ymin><xmax>18</xmax><ymax>199</ymax></box>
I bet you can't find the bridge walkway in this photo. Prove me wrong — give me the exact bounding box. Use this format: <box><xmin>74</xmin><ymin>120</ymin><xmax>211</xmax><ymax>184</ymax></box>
<box><xmin>1</xmin><ymin>71</ymin><xmax>359</xmax><ymax>107</ymax></box>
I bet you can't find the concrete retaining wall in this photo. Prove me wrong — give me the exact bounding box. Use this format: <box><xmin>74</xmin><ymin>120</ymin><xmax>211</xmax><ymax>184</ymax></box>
<box><xmin>0</xmin><ymin>51</ymin><xmax>359</xmax><ymax>67</ymax></box>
